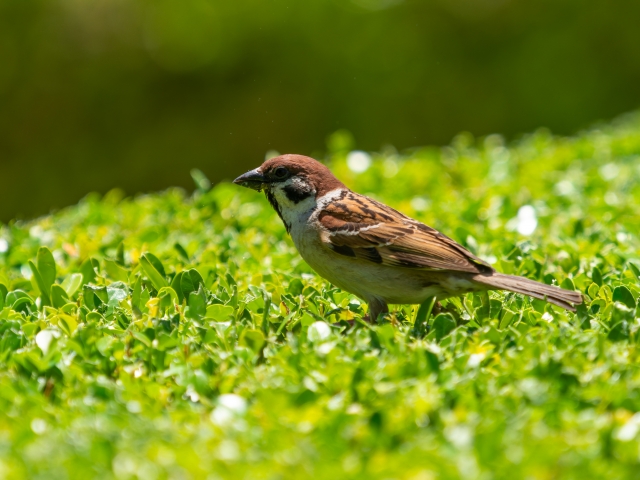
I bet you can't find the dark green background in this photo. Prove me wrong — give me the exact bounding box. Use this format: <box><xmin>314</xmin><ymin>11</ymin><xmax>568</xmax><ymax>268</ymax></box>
<box><xmin>1</xmin><ymin>0</ymin><xmax>639</xmax><ymax>220</ymax></box>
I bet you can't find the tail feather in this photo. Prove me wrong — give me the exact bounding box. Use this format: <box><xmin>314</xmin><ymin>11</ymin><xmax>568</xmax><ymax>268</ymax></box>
<box><xmin>473</xmin><ymin>273</ymin><xmax>583</xmax><ymax>312</ymax></box>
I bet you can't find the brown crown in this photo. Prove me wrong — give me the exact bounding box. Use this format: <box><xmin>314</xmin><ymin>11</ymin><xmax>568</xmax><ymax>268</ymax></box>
<box><xmin>261</xmin><ymin>154</ymin><xmax>346</xmax><ymax>196</ymax></box>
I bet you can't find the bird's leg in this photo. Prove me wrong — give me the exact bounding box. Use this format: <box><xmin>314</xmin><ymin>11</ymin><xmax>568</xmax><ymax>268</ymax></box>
<box><xmin>364</xmin><ymin>298</ymin><xmax>389</xmax><ymax>324</ymax></box>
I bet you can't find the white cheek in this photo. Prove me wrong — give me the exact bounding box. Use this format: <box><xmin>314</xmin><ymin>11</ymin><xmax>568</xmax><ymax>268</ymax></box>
<box><xmin>272</xmin><ymin>179</ymin><xmax>294</xmax><ymax>207</ymax></box>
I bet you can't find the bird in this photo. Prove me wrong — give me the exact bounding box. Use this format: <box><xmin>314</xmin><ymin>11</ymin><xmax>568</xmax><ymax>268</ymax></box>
<box><xmin>233</xmin><ymin>154</ymin><xmax>583</xmax><ymax>322</ymax></box>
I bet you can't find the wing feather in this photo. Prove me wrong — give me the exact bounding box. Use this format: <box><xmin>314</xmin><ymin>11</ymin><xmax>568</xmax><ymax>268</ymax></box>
<box><xmin>319</xmin><ymin>193</ymin><xmax>493</xmax><ymax>274</ymax></box>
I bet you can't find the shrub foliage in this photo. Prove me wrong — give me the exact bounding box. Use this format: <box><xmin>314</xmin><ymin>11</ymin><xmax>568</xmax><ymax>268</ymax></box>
<box><xmin>1</xmin><ymin>117</ymin><xmax>640</xmax><ymax>478</ymax></box>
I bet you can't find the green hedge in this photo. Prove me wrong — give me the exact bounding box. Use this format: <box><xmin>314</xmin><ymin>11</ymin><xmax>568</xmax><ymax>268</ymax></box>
<box><xmin>1</xmin><ymin>116</ymin><xmax>639</xmax><ymax>478</ymax></box>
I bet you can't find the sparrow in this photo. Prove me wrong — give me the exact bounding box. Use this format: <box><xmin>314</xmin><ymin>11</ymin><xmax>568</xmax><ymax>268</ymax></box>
<box><xmin>234</xmin><ymin>154</ymin><xmax>583</xmax><ymax>321</ymax></box>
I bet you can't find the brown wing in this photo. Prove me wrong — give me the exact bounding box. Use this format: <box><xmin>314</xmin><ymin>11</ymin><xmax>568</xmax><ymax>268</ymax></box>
<box><xmin>318</xmin><ymin>192</ymin><xmax>493</xmax><ymax>274</ymax></box>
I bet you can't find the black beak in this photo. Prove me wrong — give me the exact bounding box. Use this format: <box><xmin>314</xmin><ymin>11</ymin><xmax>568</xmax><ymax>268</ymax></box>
<box><xmin>233</xmin><ymin>168</ymin><xmax>266</xmax><ymax>191</ymax></box>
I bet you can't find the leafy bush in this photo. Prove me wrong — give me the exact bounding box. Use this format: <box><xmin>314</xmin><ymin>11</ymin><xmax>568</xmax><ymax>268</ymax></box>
<box><xmin>1</xmin><ymin>116</ymin><xmax>639</xmax><ymax>478</ymax></box>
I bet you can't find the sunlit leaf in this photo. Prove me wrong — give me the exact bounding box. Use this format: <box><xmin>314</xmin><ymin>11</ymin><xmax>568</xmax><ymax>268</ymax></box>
<box><xmin>140</xmin><ymin>253</ymin><xmax>168</xmax><ymax>290</ymax></box>
<box><xmin>62</xmin><ymin>273</ymin><xmax>83</xmax><ymax>298</ymax></box>
<box><xmin>50</xmin><ymin>284</ymin><xmax>69</xmax><ymax>309</ymax></box>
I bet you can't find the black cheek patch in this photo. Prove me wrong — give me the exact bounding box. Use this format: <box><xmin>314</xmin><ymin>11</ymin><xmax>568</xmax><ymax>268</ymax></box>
<box><xmin>329</xmin><ymin>244</ymin><xmax>356</xmax><ymax>258</ymax></box>
<box><xmin>283</xmin><ymin>185</ymin><xmax>313</xmax><ymax>204</ymax></box>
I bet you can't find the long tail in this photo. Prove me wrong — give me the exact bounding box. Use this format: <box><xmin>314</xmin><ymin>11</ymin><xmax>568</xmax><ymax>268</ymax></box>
<box><xmin>473</xmin><ymin>273</ymin><xmax>583</xmax><ymax>312</ymax></box>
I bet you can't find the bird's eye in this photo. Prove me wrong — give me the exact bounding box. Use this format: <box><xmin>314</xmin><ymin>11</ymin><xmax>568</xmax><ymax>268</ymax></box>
<box><xmin>273</xmin><ymin>167</ymin><xmax>289</xmax><ymax>179</ymax></box>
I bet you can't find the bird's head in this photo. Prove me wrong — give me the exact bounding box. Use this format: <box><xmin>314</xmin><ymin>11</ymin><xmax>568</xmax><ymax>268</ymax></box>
<box><xmin>234</xmin><ymin>154</ymin><xmax>345</xmax><ymax>208</ymax></box>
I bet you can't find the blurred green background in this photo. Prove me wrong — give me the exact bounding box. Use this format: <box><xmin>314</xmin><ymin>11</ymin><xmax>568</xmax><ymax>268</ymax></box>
<box><xmin>1</xmin><ymin>0</ymin><xmax>639</xmax><ymax>221</ymax></box>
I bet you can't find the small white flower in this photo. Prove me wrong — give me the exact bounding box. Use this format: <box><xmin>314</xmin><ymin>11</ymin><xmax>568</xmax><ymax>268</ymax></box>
<box><xmin>411</xmin><ymin>197</ymin><xmax>429</xmax><ymax>212</ymax></box>
<box><xmin>467</xmin><ymin>353</ymin><xmax>485</xmax><ymax>368</ymax></box>
<box><xmin>211</xmin><ymin>394</ymin><xmax>247</xmax><ymax>426</ymax></box>
<box><xmin>445</xmin><ymin>425</ymin><xmax>473</xmax><ymax>448</ymax></box>
<box><xmin>126</xmin><ymin>401</ymin><xmax>142</xmax><ymax>413</ymax></box>
<box><xmin>616</xmin><ymin>413</ymin><xmax>640</xmax><ymax>441</ymax></box>
<box><xmin>542</xmin><ymin>312</ymin><xmax>554</xmax><ymax>323</ymax></box>
<box><xmin>347</xmin><ymin>151</ymin><xmax>372</xmax><ymax>173</ymax></box>
<box><xmin>35</xmin><ymin>330</ymin><xmax>60</xmax><ymax>354</ymax></box>
<box><xmin>308</xmin><ymin>321</ymin><xmax>331</xmax><ymax>341</ymax></box>
<box><xmin>31</xmin><ymin>418</ymin><xmax>47</xmax><ymax>435</ymax></box>
<box><xmin>218</xmin><ymin>394</ymin><xmax>247</xmax><ymax>413</ymax></box>
<box><xmin>516</xmin><ymin>205</ymin><xmax>537</xmax><ymax>235</ymax></box>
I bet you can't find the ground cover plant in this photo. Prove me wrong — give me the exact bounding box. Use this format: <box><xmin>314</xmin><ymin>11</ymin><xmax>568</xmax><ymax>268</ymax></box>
<box><xmin>1</xmin><ymin>115</ymin><xmax>640</xmax><ymax>479</ymax></box>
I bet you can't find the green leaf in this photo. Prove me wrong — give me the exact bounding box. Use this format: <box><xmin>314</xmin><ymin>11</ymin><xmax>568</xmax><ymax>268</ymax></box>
<box><xmin>180</xmin><ymin>268</ymin><xmax>205</xmax><ymax>299</ymax></box>
<box><xmin>187</xmin><ymin>286</ymin><xmax>206</xmax><ymax>319</ymax></box>
<box><xmin>80</xmin><ymin>258</ymin><xmax>98</xmax><ymax>285</ymax></box>
<box><xmin>0</xmin><ymin>284</ymin><xmax>6</xmax><ymax>310</ymax></box>
<box><xmin>29</xmin><ymin>260</ymin><xmax>51</xmax><ymax>306</ymax></box>
<box><xmin>560</xmin><ymin>277</ymin><xmax>575</xmax><ymax>291</ymax></box>
<box><xmin>157</xmin><ymin>287</ymin><xmax>179</xmax><ymax>310</ymax></box>
<box><xmin>83</xmin><ymin>286</ymin><xmax>96</xmax><ymax>310</ymax></box>
<box><xmin>499</xmin><ymin>309</ymin><xmax>517</xmax><ymax>329</ymax></box>
<box><xmin>413</xmin><ymin>297</ymin><xmax>436</xmax><ymax>337</ymax></box>
<box><xmin>170</xmin><ymin>271</ymin><xmax>185</xmax><ymax>303</ymax></box>
<box><xmin>37</xmin><ymin>247</ymin><xmax>57</xmax><ymax>293</ymax></box>
<box><xmin>206</xmin><ymin>304</ymin><xmax>235</xmax><ymax>321</ymax></box>
<box><xmin>11</xmin><ymin>297</ymin><xmax>33</xmax><ymax>312</ymax></box>
<box><xmin>592</xmin><ymin>266</ymin><xmax>603</xmax><ymax>286</ymax></box>
<box><xmin>96</xmin><ymin>336</ymin><xmax>115</xmax><ymax>356</ymax></box>
<box><xmin>139</xmin><ymin>288</ymin><xmax>150</xmax><ymax>314</ymax></box>
<box><xmin>94</xmin><ymin>286</ymin><xmax>109</xmax><ymax>305</ymax></box>
<box><xmin>116</xmin><ymin>241</ymin><xmax>125</xmax><ymax>266</ymax></box>
<box><xmin>21</xmin><ymin>322</ymin><xmax>39</xmax><ymax>339</ymax></box>
<box><xmin>288</xmin><ymin>278</ymin><xmax>304</xmax><ymax>296</ymax></box>
<box><xmin>143</xmin><ymin>252</ymin><xmax>166</xmax><ymax>277</ymax></box>
<box><xmin>628</xmin><ymin>262</ymin><xmax>640</xmax><ymax>280</ymax></box>
<box><xmin>612</xmin><ymin>286</ymin><xmax>636</xmax><ymax>309</ymax></box>
<box><xmin>432</xmin><ymin>313</ymin><xmax>456</xmax><ymax>342</ymax></box>
<box><xmin>375</xmin><ymin>324</ymin><xmax>396</xmax><ymax>348</ymax></box>
<box><xmin>608</xmin><ymin>321</ymin><xmax>629</xmax><ymax>341</ymax></box>
<box><xmin>13</xmin><ymin>350</ymin><xmax>48</xmax><ymax>374</ymax></box>
<box><xmin>56</xmin><ymin>314</ymin><xmax>78</xmax><ymax>335</ymax></box>
<box><xmin>132</xmin><ymin>276</ymin><xmax>143</xmax><ymax>311</ymax></box>
<box><xmin>598</xmin><ymin>285</ymin><xmax>613</xmax><ymax>302</ymax></box>
<box><xmin>83</xmin><ymin>285</ymin><xmax>108</xmax><ymax>310</ymax></box>
<box><xmin>300</xmin><ymin>312</ymin><xmax>316</xmax><ymax>327</ymax></box>
<box><xmin>140</xmin><ymin>253</ymin><xmax>168</xmax><ymax>290</ymax></box>
<box><xmin>476</xmin><ymin>291</ymin><xmax>491</xmax><ymax>321</ymax></box>
<box><xmin>107</xmin><ymin>282</ymin><xmax>129</xmax><ymax>307</ymax></box>
<box><xmin>6</xmin><ymin>290</ymin><xmax>33</xmax><ymax>309</ymax></box>
<box><xmin>240</xmin><ymin>329</ymin><xmax>265</xmax><ymax>352</ymax></box>
<box><xmin>203</xmin><ymin>328</ymin><xmax>219</xmax><ymax>344</ymax></box>
<box><xmin>174</xmin><ymin>243</ymin><xmax>190</xmax><ymax>262</ymax></box>
<box><xmin>132</xmin><ymin>330</ymin><xmax>152</xmax><ymax>347</ymax></box>
<box><xmin>191</xmin><ymin>168</ymin><xmax>211</xmax><ymax>191</ymax></box>
<box><xmin>62</xmin><ymin>273</ymin><xmax>83</xmax><ymax>298</ymax></box>
<box><xmin>262</xmin><ymin>289</ymin><xmax>271</xmax><ymax>336</ymax></box>
<box><xmin>104</xmin><ymin>259</ymin><xmax>129</xmax><ymax>282</ymax></box>
<box><xmin>51</xmin><ymin>285</ymin><xmax>69</xmax><ymax>309</ymax></box>
<box><xmin>156</xmin><ymin>332</ymin><xmax>179</xmax><ymax>351</ymax></box>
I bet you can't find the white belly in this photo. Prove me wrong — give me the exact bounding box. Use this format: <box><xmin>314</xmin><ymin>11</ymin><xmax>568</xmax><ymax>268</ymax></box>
<box><xmin>291</xmin><ymin>225</ymin><xmax>449</xmax><ymax>305</ymax></box>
